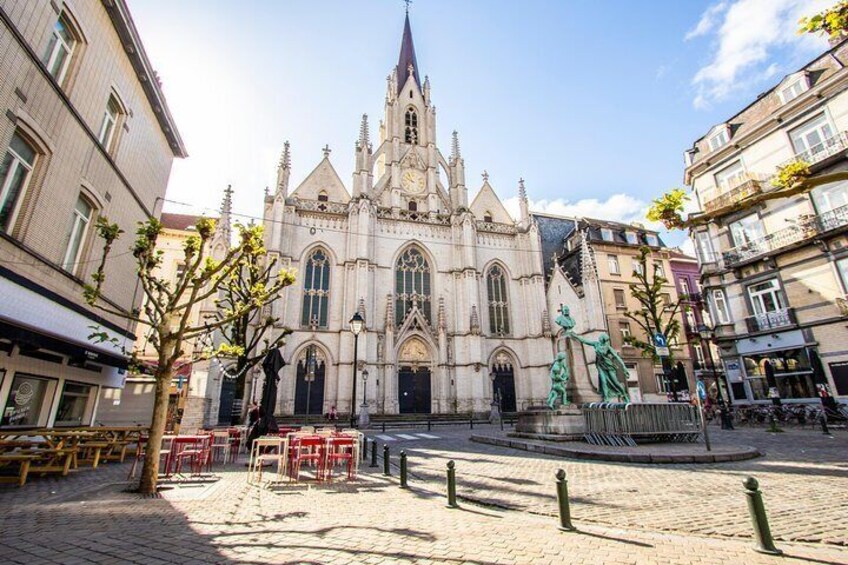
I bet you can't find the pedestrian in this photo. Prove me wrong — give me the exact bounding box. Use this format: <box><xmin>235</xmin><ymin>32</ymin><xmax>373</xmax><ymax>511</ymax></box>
<box><xmin>328</xmin><ymin>405</ymin><xmax>338</xmax><ymax>421</ymax></box>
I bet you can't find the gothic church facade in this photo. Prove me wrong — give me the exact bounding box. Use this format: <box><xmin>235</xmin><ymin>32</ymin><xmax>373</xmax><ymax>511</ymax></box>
<box><xmin>262</xmin><ymin>15</ymin><xmax>554</xmax><ymax>416</ymax></box>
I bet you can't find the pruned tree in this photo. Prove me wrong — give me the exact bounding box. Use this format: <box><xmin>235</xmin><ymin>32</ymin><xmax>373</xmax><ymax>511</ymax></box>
<box><xmin>799</xmin><ymin>1</ymin><xmax>848</xmax><ymax>40</ymax></box>
<box><xmin>212</xmin><ymin>247</ymin><xmax>292</xmax><ymax>422</ymax></box>
<box><xmin>84</xmin><ymin>216</ymin><xmax>294</xmax><ymax>494</ymax></box>
<box><xmin>622</xmin><ymin>247</ymin><xmax>684</xmax><ymax>395</ymax></box>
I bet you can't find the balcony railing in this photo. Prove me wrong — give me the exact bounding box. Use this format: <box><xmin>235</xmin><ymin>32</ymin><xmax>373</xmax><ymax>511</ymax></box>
<box><xmin>679</xmin><ymin>292</ymin><xmax>703</xmax><ymax>303</ymax></box>
<box><xmin>745</xmin><ymin>308</ymin><xmax>796</xmax><ymax>333</ymax></box>
<box><xmin>780</xmin><ymin>131</ymin><xmax>848</xmax><ymax>169</ymax></box>
<box><xmin>701</xmin><ymin>173</ymin><xmax>765</xmax><ymax>214</ymax></box>
<box><xmin>722</xmin><ymin>203</ymin><xmax>848</xmax><ymax>267</ymax></box>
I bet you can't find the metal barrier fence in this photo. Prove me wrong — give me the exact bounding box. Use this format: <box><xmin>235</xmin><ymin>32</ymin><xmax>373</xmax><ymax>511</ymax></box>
<box><xmin>583</xmin><ymin>402</ymin><xmax>701</xmax><ymax>446</ymax></box>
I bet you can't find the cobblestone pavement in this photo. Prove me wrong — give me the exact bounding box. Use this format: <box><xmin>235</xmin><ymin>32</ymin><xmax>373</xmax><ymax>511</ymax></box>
<box><xmin>368</xmin><ymin>426</ymin><xmax>848</xmax><ymax>547</ymax></box>
<box><xmin>1</xmin><ymin>452</ymin><xmax>847</xmax><ymax>564</ymax></box>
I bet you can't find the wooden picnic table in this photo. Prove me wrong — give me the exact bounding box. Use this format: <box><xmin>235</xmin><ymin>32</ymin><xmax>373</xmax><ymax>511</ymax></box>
<box><xmin>0</xmin><ymin>435</ymin><xmax>77</xmax><ymax>485</ymax></box>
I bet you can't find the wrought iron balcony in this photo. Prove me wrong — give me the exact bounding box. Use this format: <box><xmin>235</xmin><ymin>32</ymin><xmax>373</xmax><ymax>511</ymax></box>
<box><xmin>744</xmin><ymin>308</ymin><xmax>796</xmax><ymax>333</ymax></box>
<box><xmin>701</xmin><ymin>173</ymin><xmax>765</xmax><ymax>214</ymax></box>
<box><xmin>780</xmin><ymin>131</ymin><xmax>848</xmax><ymax>169</ymax></box>
<box><xmin>722</xmin><ymin>203</ymin><xmax>848</xmax><ymax>268</ymax></box>
<box><xmin>679</xmin><ymin>292</ymin><xmax>703</xmax><ymax>303</ymax></box>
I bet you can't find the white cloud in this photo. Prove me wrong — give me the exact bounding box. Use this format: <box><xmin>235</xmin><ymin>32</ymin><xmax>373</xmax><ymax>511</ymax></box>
<box><xmin>685</xmin><ymin>1</ymin><xmax>728</xmax><ymax>41</ymax></box>
<box><xmin>689</xmin><ymin>0</ymin><xmax>830</xmax><ymax>108</ymax></box>
<box><xmin>503</xmin><ymin>193</ymin><xmax>649</xmax><ymax>225</ymax></box>
<box><xmin>678</xmin><ymin>237</ymin><xmax>696</xmax><ymax>257</ymax></box>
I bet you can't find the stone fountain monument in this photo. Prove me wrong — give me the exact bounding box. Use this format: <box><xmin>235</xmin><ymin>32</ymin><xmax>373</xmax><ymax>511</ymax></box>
<box><xmin>513</xmin><ymin>305</ymin><xmax>631</xmax><ymax>439</ymax></box>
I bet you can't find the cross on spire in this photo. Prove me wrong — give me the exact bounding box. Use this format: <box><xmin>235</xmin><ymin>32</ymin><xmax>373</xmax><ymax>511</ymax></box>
<box><xmin>482</xmin><ymin>170</ymin><xmax>489</xmax><ymax>182</ymax></box>
<box><xmin>404</xmin><ymin>0</ymin><xmax>412</xmax><ymax>14</ymax></box>
<box><xmin>322</xmin><ymin>144</ymin><xmax>331</xmax><ymax>158</ymax></box>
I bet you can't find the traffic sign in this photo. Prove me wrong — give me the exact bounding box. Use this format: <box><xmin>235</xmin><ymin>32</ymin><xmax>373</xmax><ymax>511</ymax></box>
<box><xmin>654</xmin><ymin>333</ymin><xmax>670</xmax><ymax>357</ymax></box>
<box><xmin>696</xmin><ymin>380</ymin><xmax>707</xmax><ymax>401</ymax></box>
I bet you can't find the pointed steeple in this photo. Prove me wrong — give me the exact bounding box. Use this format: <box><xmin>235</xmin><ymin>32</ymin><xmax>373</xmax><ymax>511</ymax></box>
<box><xmin>396</xmin><ymin>13</ymin><xmax>420</xmax><ymax>94</ymax></box>
<box><xmin>518</xmin><ymin>178</ymin><xmax>530</xmax><ymax>227</ymax></box>
<box><xmin>211</xmin><ymin>185</ymin><xmax>232</xmax><ymax>257</ymax></box>
<box><xmin>450</xmin><ymin>130</ymin><xmax>461</xmax><ymax>162</ymax></box>
<box><xmin>359</xmin><ymin>113</ymin><xmax>370</xmax><ymax>147</ymax></box>
<box><xmin>276</xmin><ymin>141</ymin><xmax>291</xmax><ymax>198</ymax></box>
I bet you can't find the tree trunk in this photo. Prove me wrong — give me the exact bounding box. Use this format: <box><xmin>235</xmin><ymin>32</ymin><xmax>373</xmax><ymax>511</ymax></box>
<box><xmin>138</xmin><ymin>368</ymin><xmax>172</xmax><ymax>494</ymax></box>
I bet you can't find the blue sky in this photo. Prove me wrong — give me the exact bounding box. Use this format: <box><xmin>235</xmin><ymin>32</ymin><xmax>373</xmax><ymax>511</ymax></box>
<box><xmin>128</xmin><ymin>0</ymin><xmax>831</xmax><ymax>250</ymax></box>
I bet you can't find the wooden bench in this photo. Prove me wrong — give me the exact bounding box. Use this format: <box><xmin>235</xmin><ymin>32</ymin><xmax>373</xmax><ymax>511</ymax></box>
<box><xmin>0</xmin><ymin>454</ymin><xmax>38</xmax><ymax>487</ymax></box>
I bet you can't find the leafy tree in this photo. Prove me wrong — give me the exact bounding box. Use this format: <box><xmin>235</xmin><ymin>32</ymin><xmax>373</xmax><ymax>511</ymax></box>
<box><xmin>212</xmin><ymin>247</ymin><xmax>293</xmax><ymax>422</ymax></box>
<box><xmin>622</xmin><ymin>247</ymin><xmax>684</xmax><ymax>396</ymax></box>
<box><xmin>799</xmin><ymin>1</ymin><xmax>848</xmax><ymax>40</ymax></box>
<box><xmin>84</xmin><ymin>217</ymin><xmax>294</xmax><ymax>494</ymax></box>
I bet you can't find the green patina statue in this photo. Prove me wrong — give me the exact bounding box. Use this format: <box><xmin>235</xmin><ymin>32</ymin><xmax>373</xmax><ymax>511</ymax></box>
<box><xmin>548</xmin><ymin>304</ymin><xmax>630</xmax><ymax>407</ymax></box>
<box><xmin>546</xmin><ymin>351</ymin><xmax>570</xmax><ymax>409</ymax></box>
<box><xmin>569</xmin><ymin>332</ymin><xmax>630</xmax><ymax>403</ymax></box>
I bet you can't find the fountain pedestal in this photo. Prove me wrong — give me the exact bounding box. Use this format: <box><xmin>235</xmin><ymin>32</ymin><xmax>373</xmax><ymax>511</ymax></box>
<box><xmin>513</xmin><ymin>405</ymin><xmax>585</xmax><ymax>440</ymax></box>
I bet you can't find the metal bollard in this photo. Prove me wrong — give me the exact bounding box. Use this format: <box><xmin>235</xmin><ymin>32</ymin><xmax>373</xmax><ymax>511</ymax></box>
<box><xmin>470</xmin><ymin>417</ymin><xmax>474</xmax><ymax>430</ymax></box>
<box><xmin>382</xmin><ymin>421</ymin><xmax>386</xmax><ymax>433</ymax></box>
<box><xmin>743</xmin><ymin>477</ymin><xmax>781</xmax><ymax>555</ymax></box>
<box><xmin>555</xmin><ymin>469</ymin><xmax>576</xmax><ymax>532</ymax></box>
<box><xmin>361</xmin><ymin>436</ymin><xmax>367</xmax><ymax>462</ymax></box>
<box><xmin>399</xmin><ymin>450</ymin><xmax>409</xmax><ymax>489</ymax></box>
<box><xmin>383</xmin><ymin>444</ymin><xmax>391</xmax><ymax>476</ymax></box>
<box><xmin>446</xmin><ymin>460</ymin><xmax>458</xmax><ymax>508</ymax></box>
<box><xmin>370</xmin><ymin>440</ymin><xmax>378</xmax><ymax>468</ymax></box>
<box><xmin>427</xmin><ymin>419</ymin><xmax>432</xmax><ymax>431</ymax></box>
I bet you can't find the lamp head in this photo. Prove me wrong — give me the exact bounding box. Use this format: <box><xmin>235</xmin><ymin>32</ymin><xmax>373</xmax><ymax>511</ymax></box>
<box><xmin>349</xmin><ymin>311</ymin><xmax>365</xmax><ymax>336</ymax></box>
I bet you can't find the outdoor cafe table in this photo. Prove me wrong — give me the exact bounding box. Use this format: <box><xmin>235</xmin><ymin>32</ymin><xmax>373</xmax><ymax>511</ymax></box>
<box><xmin>0</xmin><ymin>431</ymin><xmax>81</xmax><ymax>478</ymax></box>
<box><xmin>160</xmin><ymin>435</ymin><xmax>212</xmax><ymax>476</ymax></box>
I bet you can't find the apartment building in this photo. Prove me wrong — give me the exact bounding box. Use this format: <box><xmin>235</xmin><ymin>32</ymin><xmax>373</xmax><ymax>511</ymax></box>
<box><xmin>684</xmin><ymin>40</ymin><xmax>848</xmax><ymax>404</ymax></box>
<box><xmin>544</xmin><ymin>216</ymin><xmax>694</xmax><ymax>402</ymax></box>
<box><xmin>0</xmin><ymin>1</ymin><xmax>185</xmax><ymax>428</ymax></box>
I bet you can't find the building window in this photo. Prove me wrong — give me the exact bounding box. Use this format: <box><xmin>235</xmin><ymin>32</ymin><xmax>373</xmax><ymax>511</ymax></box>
<box><xmin>655</xmin><ymin>372</ymin><xmax>671</xmax><ymax>393</ymax></box>
<box><xmin>175</xmin><ymin>262</ymin><xmax>186</xmax><ymax>285</ymax></box>
<box><xmin>661</xmin><ymin>293</ymin><xmax>671</xmax><ymax>306</ymax></box>
<box><xmin>779</xmin><ymin>80</ymin><xmax>805</xmax><ymax>104</ymax></box>
<box><xmin>1</xmin><ymin>374</ymin><xmax>54</xmax><ymax>427</ymax></box>
<box><xmin>600</xmin><ymin>228</ymin><xmax>614</xmax><ymax>241</ymax></box>
<box><xmin>396</xmin><ymin>246</ymin><xmax>431</xmax><ymax>326</ymax></box>
<box><xmin>54</xmin><ymin>382</ymin><xmax>94</xmax><ymax>427</ymax></box>
<box><xmin>404</xmin><ymin>107</ymin><xmax>418</xmax><ymax>144</ymax></box>
<box><xmin>607</xmin><ymin>254</ymin><xmax>620</xmax><ymax>275</ymax></box>
<box><xmin>653</xmin><ymin>261</ymin><xmax>665</xmax><ymax>278</ymax></box>
<box><xmin>98</xmin><ymin>94</ymin><xmax>123</xmax><ymax>152</ymax></box>
<box><xmin>43</xmin><ymin>12</ymin><xmax>77</xmax><ymax>85</ymax></box>
<box><xmin>711</xmin><ymin>289</ymin><xmax>731</xmax><ymax>324</ymax></box>
<box><xmin>645</xmin><ymin>234</ymin><xmax>659</xmax><ymax>247</ymax></box>
<box><xmin>747</xmin><ymin>279</ymin><xmax>784</xmax><ymax>315</ymax></box>
<box><xmin>625</xmin><ymin>231</ymin><xmax>638</xmax><ymax>244</ymax></box>
<box><xmin>812</xmin><ymin>180</ymin><xmax>848</xmax><ymax>214</ymax></box>
<box><xmin>483</xmin><ymin>211</ymin><xmax>493</xmax><ymax>223</ymax></box>
<box><xmin>317</xmin><ymin>191</ymin><xmax>328</xmax><ymax>202</ymax></box>
<box><xmin>301</xmin><ymin>248</ymin><xmax>331</xmax><ymax>328</ymax></box>
<box><xmin>613</xmin><ymin>288</ymin><xmax>626</xmax><ymax>309</ymax></box>
<box><xmin>619</xmin><ymin>321</ymin><xmax>631</xmax><ymax>340</ymax></box>
<box><xmin>693</xmin><ymin>343</ymin><xmax>706</xmax><ymax>367</ymax></box>
<box><xmin>695</xmin><ymin>231</ymin><xmax>715</xmax><ymax>263</ymax></box>
<box><xmin>729</xmin><ymin>213</ymin><xmax>765</xmax><ymax>247</ymax></box>
<box><xmin>714</xmin><ymin>160</ymin><xmax>745</xmax><ymax>192</ymax></box>
<box><xmin>679</xmin><ymin>278</ymin><xmax>691</xmax><ymax>298</ymax></box>
<box><xmin>486</xmin><ymin>265</ymin><xmax>510</xmax><ymax>335</ymax></box>
<box><xmin>708</xmin><ymin>129</ymin><xmax>728</xmax><ymax>152</ymax></box>
<box><xmin>408</xmin><ymin>200</ymin><xmax>417</xmax><ymax>212</ymax></box>
<box><xmin>685</xmin><ymin>306</ymin><xmax>697</xmax><ymax>329</ymax></box>
<box><xmin>632</xmin><ymin>259</ymin><xmax>644</xmax><ymax>276</ymax></box>
<box><xmin>62</xmin><ymin>196</ymin><xmax>94</xmax><ymax>273</ymax></box>
<box><xmin>0</xmin><ymin>132</ymin><xmax>37</xmax><ymax>233</ymax></box>
<box><xmin>837</xmin><ymin>257</ymin><xmax>848</xmax><ymax>293</ymax></box>
<box><xmin>789</xmin><ymin>114</ymin><xmax>834</xmax><ymax>159</ymax></box>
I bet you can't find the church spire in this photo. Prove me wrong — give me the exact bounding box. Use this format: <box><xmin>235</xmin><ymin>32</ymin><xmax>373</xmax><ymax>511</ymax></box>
<box><xmin>276</xmin><ymin>141</ymin><xmax>291</xmax><ymax>199</ymax></box>
<box><xmin>396</xmin><ymin>13</ymin><xmax>420</xmax><ymax>94</ymax></box>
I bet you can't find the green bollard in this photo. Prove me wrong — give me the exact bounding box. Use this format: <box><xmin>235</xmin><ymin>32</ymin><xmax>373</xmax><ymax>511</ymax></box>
<box><xmin>370</xmin><ymin>440</ymin><xmax>378</xmax><ymax>468</ymax></box>
<box><xmin>446</xmin><ymin>460</ymin><xmax>458</xmax><ymax>508</ymax></box>
<box><xmin>383</xmin><ymin>444</ymin><xmax>391</xmax><ymax>476</ymax></box>
<box><xmin>399</xmin><ymin>450</ymin><xmax>409</xmax><ymax>489</ymax></box>
<box><xmin>743</xmin><ymin>477</ymin><xmax>781</xmax><ymax>555</ymax></box>
<box><xmin>555</xmin><ymin>469</ymin><xmax>576</xmax><ymax>531</ymax></box>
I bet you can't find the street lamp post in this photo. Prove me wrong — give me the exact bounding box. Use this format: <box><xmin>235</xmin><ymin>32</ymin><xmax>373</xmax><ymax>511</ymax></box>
<box><xmin>349</xmin><ymin>312</ymin><xmax>365</xmax><ymax>429</ymax></box>
<box><xmin>359</xmin><ymin>369</ymin><xmax>370</xmax><ymax>428</ymax></box>
<box><xmin>488</xmin><ymin>370</ymin><xmax>501</xmax><ymax>424</ymax></box>
<box><xmin>698</xmin><ymin>324</ymin><xmax>733</xmax><ymax>430</ymax></box>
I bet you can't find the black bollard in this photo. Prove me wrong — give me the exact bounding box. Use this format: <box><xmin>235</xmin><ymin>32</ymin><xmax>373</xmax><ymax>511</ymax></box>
<box><xmin>382</xmin><ymin>421</ymin><xmax>386</xmax><ymax>433</ymax></box>
<box><xmin>383</xmin><ymin>444</ymin><xmax>390</xmax><ymax>476</ymax></box>
<box><xmin>743</xmin><ymin>477</ymin><xmax>781</xmax><ymax>555</ymax></box>
<box><xmin>361</xmin><ymin>436</ymin><xmax>367</xmax><ymax>462</ymax></box>
<box><xmin>446</xmin><ymin>460</ymin><xmax>458</xmax><ymax>508</ymax></box>
<box><xmin>555</xmin><ymin>469</ymin><xmax>576</xmax><ymax>532</ymax></box>
<box><xmin>427</xmin><ymin>418</ymin><xmax>432</xmax><ymax>431</ymax></box>
<box><xmin>370</xmin><ymin>440</ymin><xmax>378</xmax><ymax>468</ymax></box>
<box><xmin>399</xmin><ymin>450</ymin><xmax>409</xmax><ymax>489</ymax></box>
<box><xmin>470</xmin><ymin>417</ymin><xmax>474</xmax><ymax>430</ymax></box>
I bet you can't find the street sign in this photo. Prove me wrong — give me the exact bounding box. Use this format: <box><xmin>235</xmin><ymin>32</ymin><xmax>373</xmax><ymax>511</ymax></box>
<box><xmin>654</xmin><ymin>333</ymin><xmax>670</xmax><ymax>357</ymax></box>
<box><xmin>696</xmin><ymin>380</ymin><xmax>707</xmax><ymax>401</ymax></box>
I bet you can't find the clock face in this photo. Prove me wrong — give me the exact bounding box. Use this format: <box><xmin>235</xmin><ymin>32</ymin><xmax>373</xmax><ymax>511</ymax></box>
<box><xmin>401</xmin><ymin>169</ymin><xmax>425</xmax><ymax>194</ymax></box>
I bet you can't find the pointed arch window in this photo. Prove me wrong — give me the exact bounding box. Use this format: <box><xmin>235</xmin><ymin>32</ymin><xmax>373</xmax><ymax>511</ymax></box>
<box><xmin>487</xmin><ymin>265</ymin><xmax>510</xmax><ymax>335</ymax></box>
<box><xmin>395</xmin><ymin>247</ymin><xmax>431</xmax><ymax>326</ymax></box>
<box><xmin>301</xmin><ymin>249</ymin><xmax>331</xmax><ymax>328</ymax></box>
<box><xmin>405</xmin><ymin>108</ymin><xmax>419</xmax><ymax>144</ymax></box>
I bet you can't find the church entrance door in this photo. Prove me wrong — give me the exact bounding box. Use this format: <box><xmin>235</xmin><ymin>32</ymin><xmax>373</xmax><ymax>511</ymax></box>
<box><xmin>398</xmin><ymin>366</ymin><xmax>431</xmax><ymax>414</ymax></box>
<box><xmin>294</xmin><ymin>348</ymin><xmax>325</xmax><ymax>415</ymax></box>
<box><xmin>492</xmin><ymin>365</ymin><xmax>517</xmax><ymax>413</ymax></box>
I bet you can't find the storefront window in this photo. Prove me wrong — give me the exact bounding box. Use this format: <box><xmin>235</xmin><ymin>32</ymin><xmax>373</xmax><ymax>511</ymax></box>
<box><xmin>742</xmin><ymin>348</ymin><xmax>816</xmax><ymax>400</ymax></box>
<box><xmin>55</xmin><ymin>382</ymin><xmax>94</xmax><ymax>426</ymax></box>
<box><xmin>2</xmin><ymin>374</ymin><xmax>51</xmax><ymax>427</ymax></box>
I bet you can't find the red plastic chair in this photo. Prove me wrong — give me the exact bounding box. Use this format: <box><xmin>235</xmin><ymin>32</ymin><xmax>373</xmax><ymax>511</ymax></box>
<box><xmin>173</xmin><ymin>435</ymin><xmax>211</xmax><ymax>476</ymax></box>
<box><xmin>288</xmin><ymin>436</ymin><xmax>325</xmax><ymax>482</ymax></box>
<box><xmin>324</xmin><ymin>436</ymin><xmax>356</xmax><ymax>480</ymax></box>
